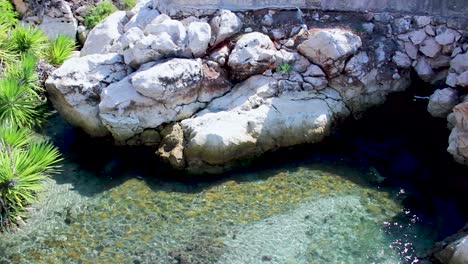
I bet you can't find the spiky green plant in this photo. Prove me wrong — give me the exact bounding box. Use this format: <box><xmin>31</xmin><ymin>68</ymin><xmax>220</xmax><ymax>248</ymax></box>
<box><xmin>0</xmin><ymin>125</ymin><xmax>62</xmax><ymax>230</ymax></box>
<box><xmin>4</xmin><ymin>54</ymin><xmax>40</xmax><ymax>89</ymax></box>
<box><xmin>0</xmin><ymin>78</ymin><xmax>46</xmax><ymax>128</ymax></box>
<box><xmin>9</xmin><ymin>25</ymin><xmax>48</xmax><ymax>58</ymax></box>
<box><xmin>0</xmin><ymin>0</ymin><xmax>18</xmax><ymax>29</ymax></box>
<box><xmin>0</xmin><ymin>25</ymin><xmax>16</xmax><ymax>69</ymax></box>
<box><xmin>84</xmin><ymin>1</ymin><xmax>116</xmax><ymax>29</ymax></box>
<box><xmin>47</xmin><ymin>35</ymin><xmax>76</xmax><ymax>65</ymax></box>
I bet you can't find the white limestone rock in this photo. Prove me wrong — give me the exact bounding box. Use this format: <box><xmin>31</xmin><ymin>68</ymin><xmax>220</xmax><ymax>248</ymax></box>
<box><xmin>427</xmin><ymin>88</ymin><xmax>459</xmax><ymax>118</ymax></box>
<box><xmin>210</xmin><ymin>10</ymin><xmax>243</xmax><ymax>46</ymax></box>
<box><xmin>298</xmin><ymin>29</ymin><xmax>362</xmax><ymax>77</ymax></box>
<box><xmin>228</xmin><ymin>32</ymin><xmax>277</xmax><ymax>80</ymax></box>
<box><xmin>81</xmin><ymin>11</ymin><xmax>129</xmax><ymax>56</ymax></box>
<box><xmin>45</xmin><ymin>53</ymin><xmax>130</xmax><ymax>137</ymax></box>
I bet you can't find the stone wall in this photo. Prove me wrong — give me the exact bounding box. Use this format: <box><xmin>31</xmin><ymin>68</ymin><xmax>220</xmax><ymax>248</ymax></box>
<box><xmin>158</xmin><ymin>0</ymin><xmax>467</xmax><ymax>18</ymax></box>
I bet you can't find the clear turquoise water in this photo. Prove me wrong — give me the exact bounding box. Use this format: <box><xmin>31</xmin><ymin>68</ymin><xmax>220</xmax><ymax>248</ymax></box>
<box><xmin>1</xmin><ymin>88</ymin><xmax>468</xmax><ymax>264</ymax></box>
<box><xmin>0</xmin><ymin>160</ymin><xmax>436</xmax><ymax>264</ymax></box>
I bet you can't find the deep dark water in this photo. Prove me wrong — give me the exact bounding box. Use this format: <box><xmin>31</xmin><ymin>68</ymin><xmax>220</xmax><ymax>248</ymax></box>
<box><xmin>29</xmin><ymin>79</ymin><xmax>468</xmax><ymax>263</ymax></box>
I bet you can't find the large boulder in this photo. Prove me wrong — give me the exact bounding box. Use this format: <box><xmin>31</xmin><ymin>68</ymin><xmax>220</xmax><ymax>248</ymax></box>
<box><xmin>427</xmin><ymin>88</ymin><xmax>459</xmax><ymax>118</ymax></box>
<box><xmin>209</xmin><ymin>10</ymin><xmax>242</xmax><ymax>46</ymax></box>
<box><xmin>329</xmin><ymin>51</ymin><xmax>411</xmax><ymax>116</ymax></box>
<box><xmin>98</xmin><ymin>59</ymin><xmax>231</xmax><ymax>142</ymax></box>
<box><xmin>124</xmin><ymin>0</ymin><xmax>160</xmax><ymax>31</ymax></box>
<box><xmin>39</xmin><ymin>16</ymin><xmax>78</xmax><ymax>40</ymax></box>
<box><xmin>298</xmin><ymin>29</ymin><xmax>362</xmax><ymax>77</ymax></box>
<box><xmin>448</xmin><ymin>97</ymin><xmax>468</xmax><ymax>166</ymax></box>
<box><xmin>122</xmin><ymin>15</ymin><xmax>212</xmax><ymax>68</ymax></box>
<box><xmin>81</xmin><ymin>11</ymin><xmax>129</xmax><ymax>56</ymax></box>
<box><xmin>131</xmin><ymin>58</ymin><xmax>203</xmax><ymax>102</ymax></box>
<box><xmin>447</xmin><ymin>52</ymin><xmax>468</xmax><ymax>88</ymax></box>
<box><xmin>228</xmin><ymin>32</ymin><xmax>277</xmax><ymax>80</ymax></box>
<box><xmin>181</xmin><ymin>75</ymin><xmax>350</xmax><ymax>173</ymax></box>
<box><xmin>186</xmin><ymin>21</ymin><xmax>211</xmax><ymax>57</ymax></box>
<box><xmin>46</xmin><ymin>53</ymin><xmax>130</xmax><ymax>137</ymax></box>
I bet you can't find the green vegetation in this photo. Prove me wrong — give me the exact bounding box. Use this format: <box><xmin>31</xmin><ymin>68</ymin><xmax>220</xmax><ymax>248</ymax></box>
<box><xmin>9</xmin><ymin>25</ymin><xmax>49</xmax><ymax>58</ymax></box>
<box><xmin>0</xmin><ymin>125</ymin><xmax>62</xmax><ymax>230</ymax></box>
<box><xmin>121</xmin><ymin>0</ymin><xmax>136</xmax><ymax>10</ymax></box>
<box><xmin>277</xmin><ymin>62</ymin><xmax>292</xmax><ymax>73</ymax></box>
<box><xmin>47</xmin><ymin>35</ymin><xmax>76</xmax><ymax>65</ymax></box>
<box><xmin>0</xmin><ymin>0</ymin><xmax>18</xmax><ymax>28</ymax></box>
<box><xmin>84</xmin><ymin>1</ymin><xmax>117</xmax><ymax>29</ymax></box>
<box><xmin>0</xmin><ymin>5</ymin><xmax>63</xmax><ymax>231</ymax></box>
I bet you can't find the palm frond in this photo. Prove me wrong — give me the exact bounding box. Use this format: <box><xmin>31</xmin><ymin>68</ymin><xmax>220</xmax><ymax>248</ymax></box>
<box><xmin>9</xmin><ymin>25</ymin><xmax>48</xmax><ymax>58</ymax></box>
<box><xmin>0</xmin><ymin>78</ymin><xmax>46</xmax><ymax>127</ymax></box>
<box><xmin>47</xmin><ymin>35</ymin><xmax>76</xmax><ymax>65</ymax></box>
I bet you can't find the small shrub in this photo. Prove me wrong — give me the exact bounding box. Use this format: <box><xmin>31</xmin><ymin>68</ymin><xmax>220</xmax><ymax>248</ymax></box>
<box><xmin>0</xmin><ymin>125</ymin><xmax>62</xmax><ymax>230</ymax></box>
<box><xmin>277</xmin><ymin>63</ymin><xmax>292</xmax><ymax>73</ymax></box>
<box><xmin>47</xmin><ymin>35</ymin><xmax>76</xmax><ymax>65</ymax></box>
<box><xmin>84</xmin><ymin>1</ymin><xmax>117</xmax><ymax>29</ymax></box>
<box><xmin>121</xmin><ymin>0</ymin><xmax>136</xmax><ymax>10</ymax></box>
<box><xmin>0</xmin><ymin>0</ymin><xmax>18</xmax><ymax>29</ymax></box>
<box><xmin>9</xmin><ymin>25</ymin><xmax>48</xmax><ymax>58</ymax></box>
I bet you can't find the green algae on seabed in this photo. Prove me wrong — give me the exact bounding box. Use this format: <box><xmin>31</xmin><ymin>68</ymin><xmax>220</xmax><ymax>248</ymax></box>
<box><xmin>0</xmin><ymin>163</ymin><xmax>430</xmax><ymax>264</ymax></box>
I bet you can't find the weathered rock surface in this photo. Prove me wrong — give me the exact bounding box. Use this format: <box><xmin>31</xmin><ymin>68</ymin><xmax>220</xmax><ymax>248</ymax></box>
<box><xmin>298</xmin><ymin>29</ymin><xmax>362</xmax><ymax>77</ymax></box>
<box><xmin>39</xmin><ymin>15</ymin><xmax>78</xmax><ymax>40</ymax></box>
<box><xmin>448</xmin><ymin>97</ymin><xmax>468</xmax><ymax>166</ymax></box>
<box><xmin>209</xmin><ymin>10</ymin><xmax>242</xmax><ymax>46</ymax></box>
<box><xmin>432</xmin><ymin>225</ymin><xmax>468</xmax><ymax>264</ymax></box>
<box><xmin>228</xmin><ymin>32</ymin><xmax>276</xmax><ymax>80</ymax></box>
<box><xmin>46</xmin><ymin>5</ymin><xmax>468</xmax><ymax>172</ymax></box>
<box><xmin>447</xmin><ymin>52</ymin><xmax>468</xmax><ymax>88</ymax></box>
<box><xmin>428</xmin><ymin>88</ymin><xmax>459</xmax><ymax>118</ymax></box>
<box><xmin>46</xmin><ymin>53</ymin><xmax>130</xmax><ymax>137</ymax></box>
<box><xmin>181</xmin><ymin>75</ymin><xmax>350</xmax><ymax>173</ymax></box>
<box><xmin>157</xmin><ymin>123</ymin><xmax>186</xmax><ymax>169</ymax></box>
<box><xmin>81</xmin><ymin>11</ymin><xmax>129</xmax><ymax>56</ymax></box>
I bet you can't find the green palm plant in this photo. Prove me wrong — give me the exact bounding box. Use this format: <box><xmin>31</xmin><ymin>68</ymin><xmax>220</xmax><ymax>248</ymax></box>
<box><xmin>47</xmin><ymin>35</ymin><xmax>76</xmax><ymax>65</ymax></box>
<box><xmin>4</xmin><ymin>54</ymin><xmax>40</xmax><ymax>89</ymax></box>
<box><xmin>0</xmin><ymin>125</ymin><xmax>62</xmax><ymax>230</ymax></box>
<box><xmin>9</xmin><ymin>25</ymin><xmax>48</xmax><ymax>58</ymax></box>
<box><xmin>0</xmin><ymin>25</ymin><xmax>16</xmax><ymax>70</ymax></box>
<box><xmin>0</xmin><ymin>0</ymin><xmax>18</xmax><ymax>29</ymax></box>
<box><xmin>0</xmin><ymin>78</ymin><xmax>47</xmax><ymax>128</ymax></box>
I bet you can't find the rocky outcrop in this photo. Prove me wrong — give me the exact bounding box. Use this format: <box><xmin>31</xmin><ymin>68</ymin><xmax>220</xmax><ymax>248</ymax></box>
<box><xmin>81</xmin><ymin>11</ymin><xmax>129</xmax><ymax>56</ymax></box>
<box><xmin>181</xmin><ymin>75</ymin><xmax>349</xmax><ymax>172</ymax></box>
<box><xmin>298</xmin><ymin>29</ymin><xmax>362</xmax><ymax>77</ymax></box>
<box><xmin>45</xmin><ymin>6</ymin><xmax>468</xmax><ymax>172</ymax></box>
<box><xmin>432</xmin><ymin>225</ymin><xmax>468</xmax><ymax>264</ymax></box>
<box><xmin>428</xmin><ymin>88</ymin><xmax>459</xmax><ymax>118</ymax></box>
<box><xmin>45</xmin><ymin>53</ymin><xmax>131</xmax><ymax>137</ymax></box>
<box><xmin>448</xmin><ymin>96</ymin><xmax>468</xmax><ymax>166</ymax></box>
<box><xmin>228</xmin><ymin>32</ymin><xmax>276</xmax><ymax>80</ymax></box>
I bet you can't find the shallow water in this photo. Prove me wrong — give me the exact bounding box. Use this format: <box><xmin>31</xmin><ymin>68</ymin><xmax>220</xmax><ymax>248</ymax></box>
<box><xmin>0</xmin><ymin>158</ymin><xmax>433</xmax><ymax>264</ymax></box>
<box><xmin>1</xmin><ymin>88</ymin><xmax>468</xmax><ymax>263</ymax></box>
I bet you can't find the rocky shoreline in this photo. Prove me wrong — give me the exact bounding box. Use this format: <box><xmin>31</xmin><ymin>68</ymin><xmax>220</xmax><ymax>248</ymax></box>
<box><xmin>42</xmin><ymin>1</ymin><xmax>468</xmax><ymax>174</ymax></box>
